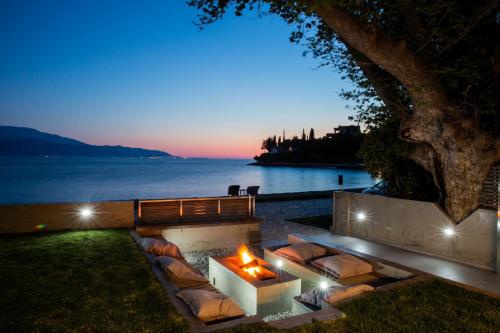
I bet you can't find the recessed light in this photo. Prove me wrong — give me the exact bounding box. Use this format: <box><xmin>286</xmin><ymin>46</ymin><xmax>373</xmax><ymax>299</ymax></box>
<box><xmin>443</xmin><ymin>227</ymin><xmax>455</xmax><ymax>237</ymax></box>
<box><xmin>80</xmin><ymin>208</ymin><xmax>93</xmax><ymax>218</ymax></box>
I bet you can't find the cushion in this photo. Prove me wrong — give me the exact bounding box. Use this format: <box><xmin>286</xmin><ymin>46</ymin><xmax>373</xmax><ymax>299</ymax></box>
<box><xmin>156</xmin><ymin>256</ymin><xmax>209</xmax><ymax>289</ymax></box>
<box><xmin>142</xmin><ymin>238</ymin><xmax>183</xmax><ymax>259</ymax></box>
<box><xmin>297</xmin><ymin>288</ymin><xmax>325</xmax><ymax>308</ymax></box>
<box><xmin>311</xmin><ymin>254</ymin><xmax>373</xmax><ymax>279</ymax></box>
<box><xmin>274</xmin><ymin>243</ymin><xmax>327</xmax><ymax>264</ymax></box>
<box><xmin>299</xmin><ymin>284</ymin><xmax>374</xmax><ymax>307</ymax></box>
<box><xmin>177</xmin><ymin>289</ymin><xmax>245</xmax><ymax>322</ymax></box>
<box><xmin>323</xmin><ymin>284</ymin><xmax>374</xmax><ymax>304</ymax></box>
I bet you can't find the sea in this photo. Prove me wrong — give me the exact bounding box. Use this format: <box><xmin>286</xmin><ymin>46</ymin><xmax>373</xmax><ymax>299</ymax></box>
<box><xmin>0</xmin><ymin>157</ymin><xmax>376</xmax><ymax>204</ymax></box>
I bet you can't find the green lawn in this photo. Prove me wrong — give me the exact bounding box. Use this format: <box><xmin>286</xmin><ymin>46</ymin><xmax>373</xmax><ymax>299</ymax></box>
<box><xmin>0</xmin><ymin>230</ymin><xmax>188</xmax><ymax>333</ymax></box>
<box><xmin>1</xmin><ymin>230</ymin><xmax>499</xmax><ymax>333</ymax></box>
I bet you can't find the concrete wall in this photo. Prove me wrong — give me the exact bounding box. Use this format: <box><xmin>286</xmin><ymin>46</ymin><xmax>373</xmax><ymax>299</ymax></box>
<box><xmin>333</xmin><ymin>192</ymin><xmax>497</xmax><ymax>270</ymax></box>
<box><xmin>0</xmin><ymin>201</ymin><xmax>134</xmax><ymax>234</ymax></box>
<box><xmin>162</xmin><ymin>222</ymin><xmax>260</xmax><ymax>252</ymax></box>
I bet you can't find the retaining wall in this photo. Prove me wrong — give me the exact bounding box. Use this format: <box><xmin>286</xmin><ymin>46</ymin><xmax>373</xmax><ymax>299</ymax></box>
<box><xmin>0</xmin><ymin>201</ymin><xmax>134</xmax><ymax>234</ymax></box>
<box><xmin>332</xmin><ymin>192</ymin><xmax>497</xmax><ymax>270</ymax></box>
<box><xmin>161</xmin><ymin>222</ymin><xmax>261</xmax><ymax>252</ymax></box>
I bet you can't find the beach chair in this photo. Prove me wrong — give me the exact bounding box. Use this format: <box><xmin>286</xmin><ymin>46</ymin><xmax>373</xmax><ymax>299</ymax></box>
<box><xmin>227</xmin><ymin>185</ymin><xmax>240</xmax><ymax>196</ymax></box>
<box><xmin>246</xmin><ymin>186</ymin><xmax>260</xmax><ymax>196</ymax></box>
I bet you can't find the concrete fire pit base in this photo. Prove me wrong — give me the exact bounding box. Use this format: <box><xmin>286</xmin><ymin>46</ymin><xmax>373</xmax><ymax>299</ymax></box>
<box><xmin>209</xmin><ymin>256</ymin><xmax>301</xmax><ymax>318</ymax></box>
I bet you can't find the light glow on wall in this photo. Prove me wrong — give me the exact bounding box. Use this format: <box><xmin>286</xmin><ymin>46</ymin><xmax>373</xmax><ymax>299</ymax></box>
<box><xmin>443</xmin><ymin>227</ymin><xmax>455</xmax><ymax>237</ymax></box>
<box><xmin>356</xmin><ymin>212</ymin><xmax>366</xmax><ymax>222</ymax></box>
<box><xmin>79</xmin><ymin>207</ymin><xmax>93</xmax><ymax>219</ymax></box>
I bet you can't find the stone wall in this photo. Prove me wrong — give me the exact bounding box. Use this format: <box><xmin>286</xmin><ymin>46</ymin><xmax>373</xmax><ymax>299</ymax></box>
<box><xmin>0</xmin><ymin>201</ymin><xmax>134</xmax><ymax>234</ymax></box>
<box><xmin>332</xmin><ymin>192</ymin><xmax>497</xmax><ymax>270</ymax></box>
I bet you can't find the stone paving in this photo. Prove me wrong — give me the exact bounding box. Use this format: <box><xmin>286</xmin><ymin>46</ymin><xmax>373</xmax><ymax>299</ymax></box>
<box><xmin>256</xmin><ymin>198</ymin><xmax>333</xmax><ymax>241</ymax></box>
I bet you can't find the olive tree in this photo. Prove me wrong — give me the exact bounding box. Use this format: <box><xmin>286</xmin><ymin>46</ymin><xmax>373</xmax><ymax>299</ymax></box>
<box><xmin>189</xmin><ymin>0</ymin><xmax>500</xmax><ymax>222</ymax></box>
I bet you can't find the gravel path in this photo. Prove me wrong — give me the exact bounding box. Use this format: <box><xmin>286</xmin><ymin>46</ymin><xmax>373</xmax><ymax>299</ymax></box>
<box><xmin>256</xmin><ymin>198</ymin><xmax>333</xmax><ymax>241</ymax></box>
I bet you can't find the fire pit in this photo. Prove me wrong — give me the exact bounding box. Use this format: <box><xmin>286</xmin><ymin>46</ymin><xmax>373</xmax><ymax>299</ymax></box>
<box><xmin>209</xmin><ymin>245</ymin><xmax>301</xmax><ymax>317</ymax></box>
<box><xmin>222</xmin><ymin>245</ymin><xmax>276</xmax><ymax>281</ymax></box>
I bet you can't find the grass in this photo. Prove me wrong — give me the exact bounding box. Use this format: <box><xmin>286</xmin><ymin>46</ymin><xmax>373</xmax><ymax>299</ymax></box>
<box><xmin>0</xmin><ymin>229</ymin><xmax>188</xmax><ymax>333</ymax></box>
<box><xmin>227</xmin><ymin>280</ymin><xmax>500</xmax><ymax>333</ymax></box>
<box><xmin>333</xmin><ymin>279</ymin><xmax>500</xmax><ymax>333</ymax></box>
<box><xmin>1</xmin><ymin>230</ymin><xmax>499</xmax><ymax>333</ymax></box>
<box><xmin>287</xmin><ymin>215</ymin><xmax>332</xmax><ymax>230</ymax></box>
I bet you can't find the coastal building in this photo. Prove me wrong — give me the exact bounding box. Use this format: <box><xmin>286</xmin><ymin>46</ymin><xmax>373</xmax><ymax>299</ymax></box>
<box><xmin>326</xmin><ymin>125</ymin><xmax>361</xmax><ymax>138</ymax></box>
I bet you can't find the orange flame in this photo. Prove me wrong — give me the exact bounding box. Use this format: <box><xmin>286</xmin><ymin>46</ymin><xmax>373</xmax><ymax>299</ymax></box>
<box><xmin>238</xmin><ymin>245</ymin><xmax>261</xmax><ymax>278</ymax></box>
<box><xmin>239</xmin><ymin>245</ymin><xmax>253</xmax><ymax>264</ymax></box>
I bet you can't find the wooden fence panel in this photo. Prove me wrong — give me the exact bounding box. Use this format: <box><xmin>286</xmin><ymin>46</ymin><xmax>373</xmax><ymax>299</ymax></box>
<box><xmin>182</xmin><ymin>199</ymin><xmax>219</xmax><ymax>220</ymax></box>
<box><xmin>139</xmin><ymin>201</ymin><xmax>181</xmax><ymax>223</ymax></box>
<box><xmin>138</xmin><ymin>196</ymin><xmax>254</xmax><ymax>224</ymax></box>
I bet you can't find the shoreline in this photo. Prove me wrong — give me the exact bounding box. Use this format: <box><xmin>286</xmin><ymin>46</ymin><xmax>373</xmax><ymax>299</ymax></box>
<box><xmin>248</xmin><ymin>161</ymin><xmax>365</xmax><ymax>169</ymax></box>
<box><xmin>0</xmin><ymin>188</ymin><xmax>367</xmax><ymax>206</ymax></box>
<box><xmin>255</xmin><ymin>188</ymin><xmax>365</xmax><ymax>202</ymax></box>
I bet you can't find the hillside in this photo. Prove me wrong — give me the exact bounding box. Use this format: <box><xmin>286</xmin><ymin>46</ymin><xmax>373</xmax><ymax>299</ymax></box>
<box><xmin>0</xmin><ymin>126</ymin><xmax>172</xmax><ymax>157</ymax></box>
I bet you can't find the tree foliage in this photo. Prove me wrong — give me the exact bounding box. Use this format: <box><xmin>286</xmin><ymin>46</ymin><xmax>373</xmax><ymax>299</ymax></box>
<box><xmin>309</xmin><ymin>128</ymin><xmax>315</xmax><ymax>140</ymax></box>
<box><xmin>358</xmin><ymin>119</ymin><xmax>439</xmax><ymax>201</ymax></box>
<box><xmin>257</xmin><ymin>130</ymin><xmax>364</xmax><ymax>164</ymax></box>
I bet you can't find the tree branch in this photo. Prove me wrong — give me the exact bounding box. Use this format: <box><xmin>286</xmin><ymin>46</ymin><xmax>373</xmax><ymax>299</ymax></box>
<box><xmin>438</xmin><ymin>0</ymin><xmax>499</xmax><ymax>55</ymax></box>
<box><xmin>347</xmin><ymin>46</ymin><xmax>407</xmax><ymax>119</ymax></box>
<box><xmin>397</xmin><ymin>0</ymin><xmax>429</xmax><ymax>52</ymax></box>
<box><xmin>314</xmin><ymin>3</ymin><xmax>457</xmax><ymax>124</ymax></box>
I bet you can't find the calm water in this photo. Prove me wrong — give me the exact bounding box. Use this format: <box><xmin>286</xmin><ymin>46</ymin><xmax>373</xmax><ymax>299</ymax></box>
<box><xmin>0</xmin><ymin>157</ymin><xmax>375</xmax><ymax>204</ymax></box>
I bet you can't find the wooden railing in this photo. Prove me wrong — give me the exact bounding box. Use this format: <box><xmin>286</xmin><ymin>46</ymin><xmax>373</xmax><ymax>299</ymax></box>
<box><xmin>138</xmin><ymin>196</ymin><xmax>256</xmax><ymax>224</ymax></box>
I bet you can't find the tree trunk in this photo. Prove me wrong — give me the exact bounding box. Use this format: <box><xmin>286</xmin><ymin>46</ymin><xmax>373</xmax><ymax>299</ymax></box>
<box><xmin>315</xmin><ymin>3</ymin><xmax>500</xmax><ymax>222</ymax></box>
<box><xmin>405</xmin><ymin>119</ymin><xmax>498</xmax><ymax>221</ymax></box>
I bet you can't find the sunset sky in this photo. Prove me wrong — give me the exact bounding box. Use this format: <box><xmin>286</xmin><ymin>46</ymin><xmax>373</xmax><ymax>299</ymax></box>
<box><xmin>0</xmin><ymin>1</ymin><xmax>355</xmax><ymax>158</ymax></box>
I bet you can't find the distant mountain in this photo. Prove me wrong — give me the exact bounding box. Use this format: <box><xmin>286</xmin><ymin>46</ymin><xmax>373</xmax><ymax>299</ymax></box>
<box><xmin>0</xmin><ymin>126</ymin><xmax>172</xmax><ymax>157</ymax></box>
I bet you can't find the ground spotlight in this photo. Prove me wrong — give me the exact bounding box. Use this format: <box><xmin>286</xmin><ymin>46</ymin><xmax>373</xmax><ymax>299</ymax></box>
<box><xmin>276</xmin><ymin>260</ymin><xmax>283</xmax><ymax>268</ymax></box>
<box><xmin>319</xmin><ymin>281</ymin><xmax>328</xmax><ymax>290</ymax></box>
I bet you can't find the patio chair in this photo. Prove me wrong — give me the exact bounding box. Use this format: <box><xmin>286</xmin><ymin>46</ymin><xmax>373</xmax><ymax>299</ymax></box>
<box><xmin>246</xmin><ymin>186</ymin><xmax>260</xmax><ymax>196</ymax></box>
<box><xmin>228</xmin><ymin>185</ymin><xmax>240</xmax><ymax>196</ymax></box>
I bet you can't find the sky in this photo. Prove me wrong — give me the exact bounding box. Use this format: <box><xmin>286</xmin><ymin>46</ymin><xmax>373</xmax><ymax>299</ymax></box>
<box><xmin>0</xmin><ymin>1</ymin><xmax>356</xmax><ymax>158</ymax></box>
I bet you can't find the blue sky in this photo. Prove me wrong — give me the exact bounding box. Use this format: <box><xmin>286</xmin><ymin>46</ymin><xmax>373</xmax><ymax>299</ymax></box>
<box><xmin>0</xmin><ymin>1</ymin><xmax>355</xmax><ymax>158</ymax></box>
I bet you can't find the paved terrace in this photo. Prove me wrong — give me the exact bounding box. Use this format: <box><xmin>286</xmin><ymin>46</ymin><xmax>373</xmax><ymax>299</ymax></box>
<box><xmin>256</xmin><ymin>198</ymin><xmax>332</xmax><ymax>240</ymax></box>
<box><xmin>257</xmin><ymin>198</ymin><xmax>500</xmax><ymax>297</ymax></box>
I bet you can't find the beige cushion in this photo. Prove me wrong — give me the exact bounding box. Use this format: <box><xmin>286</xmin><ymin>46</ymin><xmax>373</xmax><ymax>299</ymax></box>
<box><xmin>311</xmin><ymin>254</ymin><xmax>373</xmax><ymax>279</ymax></box>
<box><xmin>142</xmin><ymin>238</ymin><xmax>183</xmax><ymax>259</ymax></box>
<box><xmin>323</xmin><ymin>284</ymin><xmax>374</xmax><ymax>304</ymax></box>
<box><xmin>299</xmin><ymin>284</ymin><xmax>374</xmax><ymax>307</ymax></box>
<box><xmin>177</xmin><ymin>289</ymin><xmax>245</xmax><ymax>322</ymax></box>
<box><xmin>156</xmin><ymin>256</ymin><xmax>208</xmax><ymax>289</ymax></box>
<box><xmin>274</xmin><ymin>243</ymin><xmax>327</xmax><ymax>264</ymax></box>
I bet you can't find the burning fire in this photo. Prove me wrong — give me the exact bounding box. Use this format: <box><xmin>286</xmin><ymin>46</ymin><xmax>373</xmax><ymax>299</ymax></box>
<box><xmin>238</xmin><ymin>245</ymin><xmax>261</xmax><ymax>278</ymax></box>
